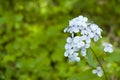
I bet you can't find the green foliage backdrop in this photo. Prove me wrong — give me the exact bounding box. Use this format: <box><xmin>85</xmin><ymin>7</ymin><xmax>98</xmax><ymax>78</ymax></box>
<box><xmin>0</xmin><ymin>0</ymin><xmax>120</xmax><ymax>80</ymax></box>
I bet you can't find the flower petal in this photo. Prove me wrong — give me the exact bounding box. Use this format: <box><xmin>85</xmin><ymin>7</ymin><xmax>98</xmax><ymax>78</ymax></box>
<box><xmin>92</xmin><ymin>70</ymin><xmax>97</xmax><ymax>74</ymax></box>
<box><xmin>97</xmin><ymin>71</ymin><xmax>102</xmax><ymax>77</ymax></box>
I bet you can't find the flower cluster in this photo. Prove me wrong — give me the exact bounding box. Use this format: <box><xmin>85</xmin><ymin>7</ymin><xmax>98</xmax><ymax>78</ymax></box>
<box><xmin>64</xmin><ymin>15</ymin><xmax>102</xmax><ymax>62</ymax></box>
<box><xmin>64</xmin><ymin>15</ymin><xmax>114</xmax><ymax>77</ymax></box>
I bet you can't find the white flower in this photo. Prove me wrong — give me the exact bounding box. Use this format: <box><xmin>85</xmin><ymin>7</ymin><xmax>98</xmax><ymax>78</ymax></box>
<box><xmin>81</xmin><ymin>27</ymin><xmax>90</xmax><ymax>35</ymax></box>
<box><xmin>102</xmin><ymin>42</ymin><xmax>113</xmax><ymax>53</ymax></box>
<box><xmin>90</xmin><ymin>24</ymin><xmax>102</xmax><ymax>42</ymax></box>
<box><xmin>71</xmin><ymin>26</ymin><xmax>80</xmax><ymax>33</ymax></box>
<box><xmin>64</xmin><ymin>15</ymin><xmax>88</xmax><ymax>33</ymax></box>
<box><xmin>92</xmin><ymin>66</ymin><xmax>103</xmax><ymax>77</ymax></box>
<box><xmin>63</xmin><ymin>26</ymin><xmax>73</xmax><ymax>33</ymax></box>
<box><xmin>93</xmin><ymin>35</ymin><xmax>99</xmax><ymax>42</ymax></box>
<box><xmin>93</xmin><ymin>28</ymin><xmax>102</xmax><ymax>42</ymax></box>
<box><xmin>80</xmin><ymin>47</ymin><xmax>87</xmax><ymax>56</ymax></box>
<box><xmin>82</xmin><ymin>34</ymin><xmax>91</xmax><ymax>43</ymax></box>
<box><xmin>66</xmin><ymin>37</ymin><xmax>72</xmax><ymax>43</ymax></box>
<box><xmin>73</xmin><ymin>36</ymin><xmax>85</xmax><ymax>49</ymax></box>
<box><xmin>68</xmin><ymin>53</ymin><xmax>80</xmax><ymax>62</ymax></box>
<box><xmin>90</xmin><ymin>24</ymin><xmax>99</xmax><ymax>31</ymax></box>
<box><xmin>64</xmin><ymin>49</ymin><xmax>75</xmax><ymax>57</ymax></box>
<box><xmin>64</xmin><ymin>25</ymin><xmax>80</xmax><ymax>33</ymax></box>
<box><xmin>81</xmin><ymin>27</ymin><xmax>94</xmax><ymax>43</ymax></box>
<box><xmin>65</xmin><ymin>43</ymin><xmax>72</xmax><ymax>50</ymax></box>
<box><xmin>78</xmin><ymin>15</ymin><xmax>88</xmax><ymax>22</ymax></box>
<box><xmin>69</xmin><ymin>15</ymin><xmax>88</xmax><ymax>27</ymax></box>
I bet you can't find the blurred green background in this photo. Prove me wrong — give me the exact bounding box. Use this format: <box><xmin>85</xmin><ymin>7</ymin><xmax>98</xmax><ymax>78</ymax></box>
<box><xmin>0</xmin><ymin>0</ymin><xmax>120</xmax><ymax>80</ymax></box>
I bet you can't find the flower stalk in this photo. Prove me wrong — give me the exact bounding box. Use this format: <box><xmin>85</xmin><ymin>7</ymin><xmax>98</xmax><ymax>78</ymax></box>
<box><xmin>90</xmin><ymin>47</ymin><xmax>108</xmax><ymax>80</ymax></box>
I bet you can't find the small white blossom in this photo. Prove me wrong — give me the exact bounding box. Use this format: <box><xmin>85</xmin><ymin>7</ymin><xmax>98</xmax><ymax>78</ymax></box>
<box><xmin>66</xmin><ymin>37</ymin><xmax>73</xmax><ymax>43</ymax></box>
<box><xmin>81</xmin><ymin>27</ymin><xmax>88</xmax><ymax>35</ymax></box>
<box><xmin>64</xmin><ymin>49</ymin><xmax>75</xmax><ymax>57</ymax></box>
<box><xmin>69</xmin><ymin>15</ymin><xmax>88</xmax><ymax>27</ymax></box>
<box><xmin>70</xmin><ymin>25</ymin><xmax>80</xmax><ymax>33</ymax></box>
<box><xmin>102</xmin><ymin>42</ymin><xmax>113</xmax><ymax>53</ymax></box>
<box><xmin>85</xmin><ymin>43</ymin><xmax>90</xmax><ymax>48</ymax></box>
<box><xmin>83</xmin><ymin>34</ymin><xmax>91</xmax><ymax>43</ymax></box>
<box><xmin>92</xmin><ymin>66</ymin><xmax>103</xmax><ymax>77</ymax></box>
<box><xmin>65</xmin><ymin>43</ymin><xmax>72</xmax><ymax>50</ymax></box>
<box><xmin>90</xmin><ymin>24</ymin><xmax>102</xmax><ymax>42</ymax></box>
<box><xmin>73</xmin><ymin>36</ymin><xmax>85</xmax><ymax>49</ymax></box>
<box><xmin>80</xmin><ymin>47</ymin><xmax>87</xmax><ymax>56</ymax></box>
<box><xmin>78</xmin><ymin>15</ymin><xmax>88</xmax><ymax>22</ymax></box>
<box><xmin>64</xmin><ymin>15</ymin><xmax>88</xmax><ymax>33</ymax></box>
<box><xmin>68</xmin><ymin>53</ymin><xmax>80</xmax><ymax>62</ymax></box>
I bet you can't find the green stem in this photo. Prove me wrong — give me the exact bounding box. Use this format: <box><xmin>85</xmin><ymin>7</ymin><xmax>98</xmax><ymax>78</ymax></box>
<box><xmin>90</xmin><ymin>47</ymin><xmax>108</xmax><ymax>80</ymax></box>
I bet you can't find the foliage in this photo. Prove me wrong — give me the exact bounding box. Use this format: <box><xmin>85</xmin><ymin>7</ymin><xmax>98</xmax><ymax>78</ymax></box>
<box><xmin>0</xmin><ymin>0</ymin><xmax>120</xmax><ymax>80</ymax></box>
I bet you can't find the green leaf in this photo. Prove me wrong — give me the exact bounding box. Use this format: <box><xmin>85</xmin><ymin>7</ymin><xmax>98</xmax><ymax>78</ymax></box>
<box><xmin>86</xmin><ymin>50</ymin><xmax>98</xmax><ymax>68</ymax></box>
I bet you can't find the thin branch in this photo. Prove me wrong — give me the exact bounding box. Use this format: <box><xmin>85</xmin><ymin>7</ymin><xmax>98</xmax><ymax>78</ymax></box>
<box><xmin>90</xmin><ymin>47</ymin><xmax>108</xmax><ymax>80</ymax></box>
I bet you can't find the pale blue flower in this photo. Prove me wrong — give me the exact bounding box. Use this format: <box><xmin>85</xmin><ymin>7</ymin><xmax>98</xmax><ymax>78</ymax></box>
<box><xmin>102</xmin><ymin>42</ymin><xmax>113</xmax><ymax>53</ymax></box>
<box><xmin>92</xmin><ymin>66</ymin><xmax>103</xmax><ymax>77</ymax></box>
<box><xmin>68</xmin><ymin>53</ymin><xmax>80</xmax><ymax>62</ymax></box>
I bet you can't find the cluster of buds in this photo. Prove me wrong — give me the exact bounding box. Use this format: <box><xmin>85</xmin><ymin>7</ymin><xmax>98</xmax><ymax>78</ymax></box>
<box><xmin>64</xmin><ymin>15</ymin><xmax>113</xmax><ymax>77</ymax></box>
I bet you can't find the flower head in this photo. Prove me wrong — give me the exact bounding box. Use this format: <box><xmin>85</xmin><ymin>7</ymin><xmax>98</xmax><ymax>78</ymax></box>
<box><xmin>102</xmin><ymin>42</ymin><xmax>113</xmax><ymax>53</ymax></box>
<box><xmin>69</xmin><ymin>15</ymin><xmax>88</xmax><ymax>27</ymax></box>
<box><xmin>90</xmin><ymin>24</ymin><xmax>102</xmax><ymax>42</ymax></box>
<box><xmin>64</xmin><ymin>15</ymin><xmax>88</xmax><ymax>33</ymax></box>
<box><xmin>92</xmin><ymin>66</ymin><xmax>103</xmax><ymax>77</ymax></box>
<box><xmin>64</xmin><ymin>15</ymin><xmax>103</xmax><ymax>62</ymax></box>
